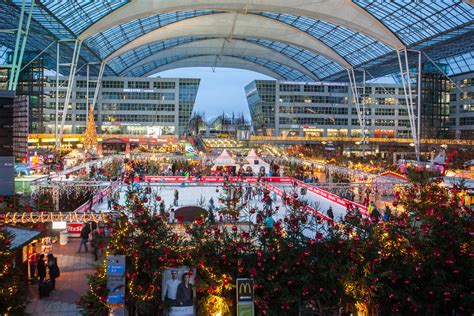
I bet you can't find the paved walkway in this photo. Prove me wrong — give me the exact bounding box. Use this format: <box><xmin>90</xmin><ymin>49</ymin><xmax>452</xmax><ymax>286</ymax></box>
<box><xmin>26</xmin><ymin>239</ymin><xmax>99</xmax><ymax>315</ymax></box>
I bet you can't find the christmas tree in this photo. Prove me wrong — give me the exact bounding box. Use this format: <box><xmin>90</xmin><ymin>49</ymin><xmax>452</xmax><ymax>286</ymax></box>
<box><xmin>80</xmin><ymin>187</ymin><xmax>181</xmax><ymax>315</ymax></box>
<box><xmin>217</xmin><ymin>181</ymin><xmax>247</xmax><ymax>219</ymax></box>
<box><xmin>83</xmin><ymin>106</ymin><xmax>98</xmax><ymax>152</ymax></box>
<box><xmin>341</xmin><ymin>175</ymin><xmax>473</xmax><ymax>314</ymax></box>
<box><xmin>0</xmin><ymin>229</ymin><xmax>27</xmax><ymax>314</ymax></box>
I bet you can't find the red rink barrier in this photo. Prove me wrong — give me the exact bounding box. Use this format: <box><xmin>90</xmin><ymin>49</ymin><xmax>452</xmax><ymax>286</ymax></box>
<box><xmin>294</xmin><ymin>180</ymin><xmax>369</xmax><ymax>217</ymax></box>
<box><xmin>143</xmin><ymin>176</ymin><xmax>294</xmax><ymax>183</ymax></box>
<box><xmin>69</xmin><ymin>181</ymin><xmax>119</xmax><ymax>237</ymax></box>
<box><xmin>143</xmin><ymin>176</ymin><xmax>368</xmax><ymax>216</ymax></box>
<box><xmin>265</xmin><ymin>183</ymin><xmax>333</xmax><ymax>222</ymax></box>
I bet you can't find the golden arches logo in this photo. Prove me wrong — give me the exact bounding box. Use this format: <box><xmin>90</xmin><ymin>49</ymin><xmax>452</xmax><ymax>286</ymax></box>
<box><xmin>239</xmin><ymin>282</ymin><xmax>252</xmax><ymax>294</ymax></box>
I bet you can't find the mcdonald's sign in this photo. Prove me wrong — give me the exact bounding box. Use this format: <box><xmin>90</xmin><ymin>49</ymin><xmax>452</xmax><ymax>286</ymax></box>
<box><xmin>237</xmin><ymin>278</ymin><xmax>254</xmax><ymax>316</ymax></box>
<box><xmin>237</xmin><ymin>278</ymin><xmax>254</xmax><ymax>302</ymax></box>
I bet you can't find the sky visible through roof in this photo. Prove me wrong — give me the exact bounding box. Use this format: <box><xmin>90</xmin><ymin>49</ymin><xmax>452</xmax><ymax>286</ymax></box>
<box><xmin>153</xmin><ymin>67</ymin><xmax>273</xmax><ymax>120</ymax></box>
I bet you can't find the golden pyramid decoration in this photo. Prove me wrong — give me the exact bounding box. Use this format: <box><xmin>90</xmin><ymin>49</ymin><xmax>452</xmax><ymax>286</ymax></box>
<box><xmin>83</xmin><ymin>105</ymin><xmax>98</xmax><ymax>152</ymax></box>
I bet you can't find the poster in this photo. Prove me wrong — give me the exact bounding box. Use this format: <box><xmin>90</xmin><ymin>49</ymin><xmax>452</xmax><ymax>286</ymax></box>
<box><xmin>162</xmin><ymin>267</ymin><xmax>196</xmax><ymax>316</ymax></box>
<box><xmin>107</xmin><ymin>255</ymin><xmax>126</xmax><ymax>316</ymax></box>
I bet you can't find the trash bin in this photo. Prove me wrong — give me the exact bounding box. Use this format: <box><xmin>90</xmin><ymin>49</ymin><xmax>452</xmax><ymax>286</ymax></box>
<box><xmin>59</xmin><ymin>230</ymin><xmax>68</xmax><ymax>245</ymax></box>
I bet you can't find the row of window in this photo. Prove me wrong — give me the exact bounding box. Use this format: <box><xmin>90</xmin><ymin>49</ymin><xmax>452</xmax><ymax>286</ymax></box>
<box><xmin>101</xmin><ymin>103</ymin><xmax>175</xmax><ymax>112</ymax></box>
<box><xmin>277</xmin><ymin>95</ymin><xmax>413</xmax><ymax>106</ymax></box>
<box><xmin>279</xmin><ymin>95</ymin><xmax>349</xmax><ymax>104</ymax></box>
<box><xmin>278</xmin><ymin>117</ymin><xmax>410</xmax><ymax>127</ymax></box>
<box><xmin>48</xmin><ymin>113</ymin><xmax>177</xmax><ymax>123</ymax></box>
<box><xmin>460</xmin><ymin>117</ymin><xmax>474</xmax><ymax>126</ymax></box>
<box><xmin>102</xmin><ymin>115</ymin><xmax>175</xmax><ymax>123</ymax></box>
<box><xmin>279</xmin><ymin>106</ymin><xmax>348</xmax><ymax>115</ymax></box>
<box><xmin>101</xmin><ymin>92</ymin><xmax>175</xmax><ymax>101</ymax></box>
<box><xmin>278</xmin><ymin>85</ymin><xmax>403</xmax><ymax>95</ymax></box>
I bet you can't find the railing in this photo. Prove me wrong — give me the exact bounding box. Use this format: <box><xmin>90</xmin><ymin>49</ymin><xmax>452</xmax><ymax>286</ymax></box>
<box><xmin>250</xmin><ymin>136</ymin><xmax>474</xmax><ymax>145</ymax></box>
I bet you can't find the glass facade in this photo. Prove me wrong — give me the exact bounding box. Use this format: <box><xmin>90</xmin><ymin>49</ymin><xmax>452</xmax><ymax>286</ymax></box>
<box><xmin>43</xmin><ymin>76</ymin><xmax>199</xmax><ymax>135</ymax></box>
<box><xmin>246</xmin><ymin>80</ymin><xmax>412</xmax><ymax>137</ymax></box>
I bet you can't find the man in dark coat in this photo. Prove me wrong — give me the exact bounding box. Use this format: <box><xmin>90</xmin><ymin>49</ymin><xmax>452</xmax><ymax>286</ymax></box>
<box><xmin>77</xmin><ymin>223</ymin><xmax>91</xmax><ymax>253</ymax></box>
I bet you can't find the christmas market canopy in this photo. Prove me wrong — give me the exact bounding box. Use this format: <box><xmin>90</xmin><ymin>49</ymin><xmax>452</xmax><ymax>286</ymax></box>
<box><xmin>243</xmin><ymin>149</ymin><xmax>270</xmax><ymax>174</ymax></box>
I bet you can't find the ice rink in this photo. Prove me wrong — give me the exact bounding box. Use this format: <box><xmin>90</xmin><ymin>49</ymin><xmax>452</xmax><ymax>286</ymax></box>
<box><xmin>94</xmin><ymin>182</ymin><xmax>350</xmax><ymax>222</ymax></box>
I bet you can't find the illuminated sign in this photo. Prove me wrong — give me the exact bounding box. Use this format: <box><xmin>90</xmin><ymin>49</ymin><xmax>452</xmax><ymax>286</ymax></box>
<box><xmin>52</xmin><ymin>221</ymin><xmax>67</xmax><ymax>229</ymax></box>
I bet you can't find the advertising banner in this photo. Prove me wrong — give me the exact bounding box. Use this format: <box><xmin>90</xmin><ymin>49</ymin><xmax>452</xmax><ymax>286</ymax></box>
<box><xmin>162</xmin><ymin>267</ymin><xmax>197</xmax><ymax>316</ymax></box>
<box><xmin>107</xmin><ymin>255</ymin><xmax>126</xmax><ymax>316</ymax></box>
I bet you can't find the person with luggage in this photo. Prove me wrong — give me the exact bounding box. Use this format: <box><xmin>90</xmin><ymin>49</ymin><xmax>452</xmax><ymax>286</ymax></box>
<box><xmin>77</xmin><ymin>223</ymin><xmax>91</xmax><ymax>253</ymax></box>
<box><xmin>47</xmin><ymin>253</ymin><xmax>60</xmax><ymax>290</ymax></box>
<box><xmin>36</xmin><ymin>254</ymin><xmax>46</xmax><ymax>285</ymax></box>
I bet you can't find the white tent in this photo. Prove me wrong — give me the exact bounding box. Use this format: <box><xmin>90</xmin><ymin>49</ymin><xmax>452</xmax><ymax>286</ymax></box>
<box><xmin>243</xmin><ymin>149</ymin><xmax>270</xmax><ymax>175</ymax></box>
<box><xmin>212</xmin><ymin>149</ymin><xmax>239</xmax><ymax>173</ymax></box>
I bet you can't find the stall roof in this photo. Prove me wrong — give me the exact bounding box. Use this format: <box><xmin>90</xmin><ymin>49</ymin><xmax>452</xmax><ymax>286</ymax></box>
<box><xmin>4</xmin><ymin>226</ymin><xmax>41</xmax><ymax>250</ymax></box>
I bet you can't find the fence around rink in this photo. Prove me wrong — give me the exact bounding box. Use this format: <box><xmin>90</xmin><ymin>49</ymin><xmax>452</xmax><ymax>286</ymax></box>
<box><xmin>141</xmin><ymin>176</ymin><xmax>369</xmax><ymax>216</ymax></box>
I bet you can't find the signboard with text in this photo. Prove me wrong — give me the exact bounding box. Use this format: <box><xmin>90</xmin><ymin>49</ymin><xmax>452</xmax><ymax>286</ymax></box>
<box><xmin>107</xmin><ymin>255</ymin><xmax>126</xmax><ymax>316</ymax></box>
<box><xmin>236</xmin><ymin>278</ymin><xmax>254</xmax><ymax>316</ymax></box>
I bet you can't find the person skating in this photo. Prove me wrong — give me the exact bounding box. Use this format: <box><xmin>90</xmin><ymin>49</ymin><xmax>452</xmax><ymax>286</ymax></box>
<box><xmin>371</xmin><ymin>206</ymin><xmax>381</xmax><ymax>223</ymax></box>
<box><xmin>327</xmin><ymin>206</ymin><xmax>334</xmax><ymax>220</ymax></box>
<box><xmin>174</xmin><ymin>189</ymin><xmax>179</xmax><ymax>206</ymax></box>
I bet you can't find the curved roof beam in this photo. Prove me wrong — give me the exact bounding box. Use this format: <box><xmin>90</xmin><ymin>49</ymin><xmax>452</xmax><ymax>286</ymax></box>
<box><xmin>139</xmin><ymin>55</ymin><xmax>286</xmax><ymax>79</ymax></box>
<box><xmin>120</xmin><ymin>38</ymin><xmax>319</xmax><ymax>80</ymax></box>
<box><xmin>104</xmin><ymin>12</ymin><xmax>351</xmax><ymax>68</ymax></box>
<box><xmin>79</xmin><ymin>0</ymin><xmax>403</xmax><ymax>49</ymax></box>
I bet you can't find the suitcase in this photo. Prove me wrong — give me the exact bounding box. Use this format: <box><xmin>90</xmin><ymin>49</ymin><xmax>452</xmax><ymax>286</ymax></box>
<box><xmin>39</xmin><ymin>279</ymin><xmax>52</xmax><ymax>298</ymax></box>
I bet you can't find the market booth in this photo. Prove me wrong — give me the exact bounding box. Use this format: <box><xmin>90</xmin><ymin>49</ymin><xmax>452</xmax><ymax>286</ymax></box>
<box><xmin>63</xmin><ymin>149</ymin><xmax>86</xmax><ymax>167</ymax></box>
<box><xmin>242</xmin><ymin>149</ymin><xmax>270</xmax><ymax>175</ymax></box>
<box><xmin>4</xmin><ymin>226</ymin><xmax>41</xmax><ymax>282</ymax></box>
<box><xmin>211</xmin><ymin>149</ymin><xmax>239</xmax><ymax>174</ymax></box>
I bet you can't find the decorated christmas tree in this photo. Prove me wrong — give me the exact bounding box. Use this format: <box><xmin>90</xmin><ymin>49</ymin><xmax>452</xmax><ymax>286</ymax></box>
<box><xmin>0</xmin><ymin>229</ymin><xmax>27</xmax><ymax>314</ymax></box>
<box><xmin>80</xmin><ymin>187</ymin><xmax>181</xmax><ymax>315</ymax></box>
<box><xmin>341</xmin><ymin>175</ymin><xmax>473</xmax><ymax>314</ymax></box>
<box><xmin>83</xmin><ymin>106</ymin><xmax>98</xmax><ymax>152</ymax></box>
<box><xmin>217</xmin><ymin>181</ymin><xmax>247</xmax><ymax>219</ymax></box>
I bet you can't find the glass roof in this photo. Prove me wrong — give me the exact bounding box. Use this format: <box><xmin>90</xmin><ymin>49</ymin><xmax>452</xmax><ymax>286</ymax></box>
<box><xmin>258</xmin><ymin>12</ymin><xmax>392</xmax><ymax>67</ymax></box>
<box><xmin>1</xmin><ymin>0</ymin><xmax>473</xmax><ymax>80</ymax></box>
<box><xmin>353</xmin><ymin>1</ymin><xmax>474</xmax><ymax>46</ymax></box>
<box><xmin>26</xmin><ymin>0</ymin><xmax>129</xmax><ymax>35</ymax></box>
<box><xmin>107</xmin><ymin>37</ymin><xmax>207</xmax><ymax>75</ymax></box>
<box><xmin>126</xmin><ymin>55</ymin><xmax>201</xmax><ymax>77</ymax></box>
<box><xmin>126</xmin><ymin>54</ymin><xmax>310</xmax><ymax>81</ymax></box>
<box><xmin>85</xmin><ymin>11</ymin><xmax>217</xmax><ymax>59</ymax></box>
<box><xmin>237</xmin><ymin>56</ymin><xmax>312</xmax><ymax>82</ymax></box>
<box><xmin>439</xmin><ymin>51</ymin><xmax>474</xmax><ymax>76</ymax></box>
<box><xmin>243</xmin><ymin>38</ymin><xmax>344</xmax><ymax>79</ymax></box>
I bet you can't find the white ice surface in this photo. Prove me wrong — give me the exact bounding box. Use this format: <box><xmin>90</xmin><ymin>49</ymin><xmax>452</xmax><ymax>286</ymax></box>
<box><xmin>93</xmin><ymin>183</ymin><xmax>348</xmax><ymax>223</ymax></box>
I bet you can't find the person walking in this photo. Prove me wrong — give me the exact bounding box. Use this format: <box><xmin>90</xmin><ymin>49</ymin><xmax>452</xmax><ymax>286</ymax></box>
<box><xmin>327</xmin><ymin>206</ymin><xmax>334</xmax><ymax>220</ymax></box>
<box><xmin>36</xmin><ymin>254</ymin><xmax>46</xmax><ymax>285</ymax></box>
<box><xmin>174</xmin><ymin>189</ymin><xmax>179</xmax><ymax>207</ymax></box>
<box><xmin>47</xmin><ymin>253</ymin><xmax>60</xmax><ymax>290</ymax></box>
<box><xmin>91</xmin><ymin>229</ymin><xmax>101</xmax><ymax>261</ymax></box>
<box><xmin>77</xmin><ymin>223</ymin><xmax>91</xmax><ymax>253</ymax></box>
